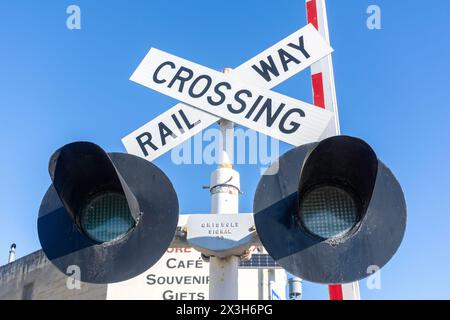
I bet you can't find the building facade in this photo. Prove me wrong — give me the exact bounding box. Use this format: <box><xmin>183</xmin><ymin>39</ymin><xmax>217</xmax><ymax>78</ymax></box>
<box><xmin>0</xmin><ymin>248</ymin><xmax>286</xmax><ymax>300</ymax></box>
<box><xmin>0</xmin><ymin>250</ymin><xmax>107</xmax><ymax>300</ymax></box>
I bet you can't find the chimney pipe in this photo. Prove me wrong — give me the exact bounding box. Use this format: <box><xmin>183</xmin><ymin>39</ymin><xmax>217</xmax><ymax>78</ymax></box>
<box><xmin>8</xmin><ymin>243</ymin><xmax>16</xmax><ymax>263</ymax></box>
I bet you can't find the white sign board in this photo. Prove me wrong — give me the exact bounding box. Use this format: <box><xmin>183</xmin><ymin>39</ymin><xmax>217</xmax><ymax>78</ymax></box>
<box><xmin>122</xmin><ymin>24</ymin><xmax>333</xmax><ymax>161</ymax></box>
<box><xmin>129</xmin><ymin>48</ymin><xmax>332</xmax><ymax>147</ymax></box>
<box><xmin>106</xmin><ymin>247</ymin><xmax>288</xmax><ymax>300</ymax></box>
<box><xmin>106</xmin><ymin>247</ymin><xmax>209</xmax><ymax>300</ymax></box>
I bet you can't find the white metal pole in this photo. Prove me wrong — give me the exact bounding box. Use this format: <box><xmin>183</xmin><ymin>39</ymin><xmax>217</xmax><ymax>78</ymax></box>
<box><xmin>306</xmin><ymin>0</ymin><xmax>361</xmax><ymax>300</ymax></box>
<box><xmin>268</xmin><ymin>269</ymin><xmax>275</xmax><ymax>300</ymax></box>
<box><xmin>208</xmin><ymin>68</ymin><xmax>240</xmax><ymax>300</ymax></box>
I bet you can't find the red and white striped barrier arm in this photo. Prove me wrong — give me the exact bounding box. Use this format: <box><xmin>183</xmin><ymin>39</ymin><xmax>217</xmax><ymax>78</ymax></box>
<box><xmin>306</xmin><ymin>0</ymin><xmax>340</xmax><ymax>136</ymax></box>
<box><xmin>328</xmin><ymin>282</ymin><xmax>361</xmax><ymax>300</ymax></box>
<box><xmin>305</xmin><ymin>0</ymin><xmax>361</xmax><ymax>300</ymax></box>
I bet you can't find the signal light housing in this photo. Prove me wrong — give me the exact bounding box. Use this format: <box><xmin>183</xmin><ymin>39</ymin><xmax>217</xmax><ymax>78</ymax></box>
<box><xmin>253</xmin><ymin>135</ymin><xmax>406</xmax><ymax>284</ymax></box>
<box><xmin>38</xmin><ymin>142</ymin><xmax>179</xmax><ymax>284</ymax></box>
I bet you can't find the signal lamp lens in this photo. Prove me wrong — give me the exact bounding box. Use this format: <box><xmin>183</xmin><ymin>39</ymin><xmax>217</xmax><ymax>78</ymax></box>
<box><xmin>300</xmin><ymin>186</ymin><xmax>358</xmax><ymax>239</ymax></box>
<box><xmin>81</xmin><ymin>193</ymin><xmax>135</xmax><ymax>243</ymax></box>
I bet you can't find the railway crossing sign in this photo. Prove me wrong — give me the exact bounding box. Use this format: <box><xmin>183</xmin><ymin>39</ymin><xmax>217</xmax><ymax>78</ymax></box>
<box><xmin>122</xmin><ymin>23</ymin><xmax>333</xmax><ymax>160</ymax></box>
<box><xmin>36</xmin><ymin>2</ymin><xmax>407</xmax><ymax>301</ymax></box>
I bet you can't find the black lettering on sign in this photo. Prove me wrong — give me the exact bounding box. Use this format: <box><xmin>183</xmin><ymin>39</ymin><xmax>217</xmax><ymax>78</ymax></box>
<box><xmin>279</xmin><ymin>108</ymin><xmax>305</xmax><ymax>134</ymax></box>
<box><xmin>207</xmin><ymin>82</ymin><xmax>231</xmax><ymax>106</ymax></box>
<box><xmin>147</xmin><ymin>275</ymin><xmax>208</xmax><ymax>286</ymax></box>
<box><xmin>168</xmin><ymin>66</ymin><xmax>194</xmax><ymax>92</ymax></box>
<box><xmin>278</xmin><ymin>48</ymin><xmax>301</xmax><ymax>72</ymax></box>
<box><xmin>164</xmin><ymin>291</ymin><xmax>203</xmax><ymax>300</ymax></box>
<box><xmin>146</xmin><ymin>274</ymin><xmax>156</xmax><ymax>285</ymax></box>
<box><xmin>245</xmin><ymin>95</ymin><xmax>263</xmax><ymax>119</ymax></box>
<box><xmin>136</xmin><ymin>132</ymin><xmax>158</xmax><ymax>156</ymax></box>
<box><xmin>253</xmin><ymin>98</ymin><xmax>286</xmax><ymax>128</ymax></box>
<box><xmin>188</xmin><ymin>75</ymin><xmax>212</xmax><ymax>98</ymax></box>
<box><xmin>251</xmin><ymin>55</ymin><xmax>280</xmax><ymax>82</ymax></box>
<box><xmin>251</xmin><ymin>35</ymin><xmax>312</xmax><ymax>83</ymax></box>
<box><xmin>153</xmin><ymin>61</ymin><xmax>176</xmax><ymax>84</ymax></box>
<box><xmin>287</xmin><ymin>36</ymin><xmax>311</xmax><ymax>59</ymax></box>
<box><xmin>179</xmin><ymin>109</ymin><xmax>200</xmax><ymax>129</ymax></box>
<box><xmin>134</xmin><ymin>109</ymin><xmax>201</xmax><ymax>158</ymax></box>
<box><xmin>167</xmin><ymin>258</ymin><xmax>177</xmax><ymax>269</ymax></box>
<box><xmin>227</xmin><ymin>89</ymin><xmax>252</xmax><ymax>114</ymax></box>
<box><xmin>166</xmin><ymin>258</ymin><xmax>203</xmax><ymax>269</ymax></box>
<box><xmin>158</xmin><ymin>122</ymin><xmax>176</xmax><ymax>146</ymax></box>
<box><xmin>163</xmin><ymin>290</ymin><xmax>173</xmax><ymax>300</ymax></box>
<box><xmin>171</xmin><ymin>112</ymin><xmax>185</xmax><ymax>134</ymax></box>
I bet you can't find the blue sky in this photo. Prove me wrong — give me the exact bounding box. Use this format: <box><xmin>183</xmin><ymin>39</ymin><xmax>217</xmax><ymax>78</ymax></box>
<box><xmin>0</xmin><ymin>0</ymin><xmax>449</xmax><ymax>299</ymax></box>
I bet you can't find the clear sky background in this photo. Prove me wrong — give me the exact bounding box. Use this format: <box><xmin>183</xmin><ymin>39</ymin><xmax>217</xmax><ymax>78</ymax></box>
<box><xmin>0</xmin><ymin>0</ymin><xmax>449</xmax><ymax>299</ymax></box>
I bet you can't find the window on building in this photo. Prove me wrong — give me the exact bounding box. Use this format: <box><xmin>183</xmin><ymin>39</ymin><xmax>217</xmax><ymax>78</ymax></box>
<box><xmin>22</xmin><ymin>282</ymin><xmax>34</xmax><ymax>300</ymax></box>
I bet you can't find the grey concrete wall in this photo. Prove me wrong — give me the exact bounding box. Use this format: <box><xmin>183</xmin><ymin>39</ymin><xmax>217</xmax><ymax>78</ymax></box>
<box><xmin>0</xmin><ymin>250</ymin><xmax>107</xmax><ymax>300</ymax></box>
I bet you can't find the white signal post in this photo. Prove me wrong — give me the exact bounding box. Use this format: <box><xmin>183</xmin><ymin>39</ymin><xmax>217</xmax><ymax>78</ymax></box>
<box><xmin>305</xmin><ymin>0</ymin><xmax>360</xmax><ymax>300</ymax></box>
<box><xmin>124</xmin><ymin>1</ymin><xmax>359</xmax><ymax>299</ymax></box>
<box><xmin>208</xmin><ymin>68</ymin><xmax>240</xmax><ymax>300</ymax></box>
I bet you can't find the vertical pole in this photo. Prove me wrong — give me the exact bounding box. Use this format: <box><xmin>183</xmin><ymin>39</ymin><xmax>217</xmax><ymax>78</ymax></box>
<box><xmin>268</xmin><ymin>269</ymin><xmax>275</xmax><ymax>300</ymax></box>
<box><xmin>258</xmin><ymin>269</ymin><xmax>264</xmax><ymax>300</ymax></box>
<box><xmin>305</xmin><ymin>0</ymin><xmax>361</xmax><ymax>300</ymax></box>
<box><xmin>209</xmin><ymin>68</ymin><xmax>240</xmax><ymax>300</ymax></box>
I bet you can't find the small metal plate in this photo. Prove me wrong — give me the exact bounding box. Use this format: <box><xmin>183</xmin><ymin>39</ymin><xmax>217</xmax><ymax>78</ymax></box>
<box><xmin>186</xmin><ymin>213</ymin><xmax>256</xmax><ymax>257</ymax></box>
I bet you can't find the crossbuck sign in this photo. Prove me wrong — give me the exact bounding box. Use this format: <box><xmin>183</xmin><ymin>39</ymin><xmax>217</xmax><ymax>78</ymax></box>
<box><xmin>123</xmin><ymin>23</ymin><xmax>333</xmax><ymax>161</ymax></box>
